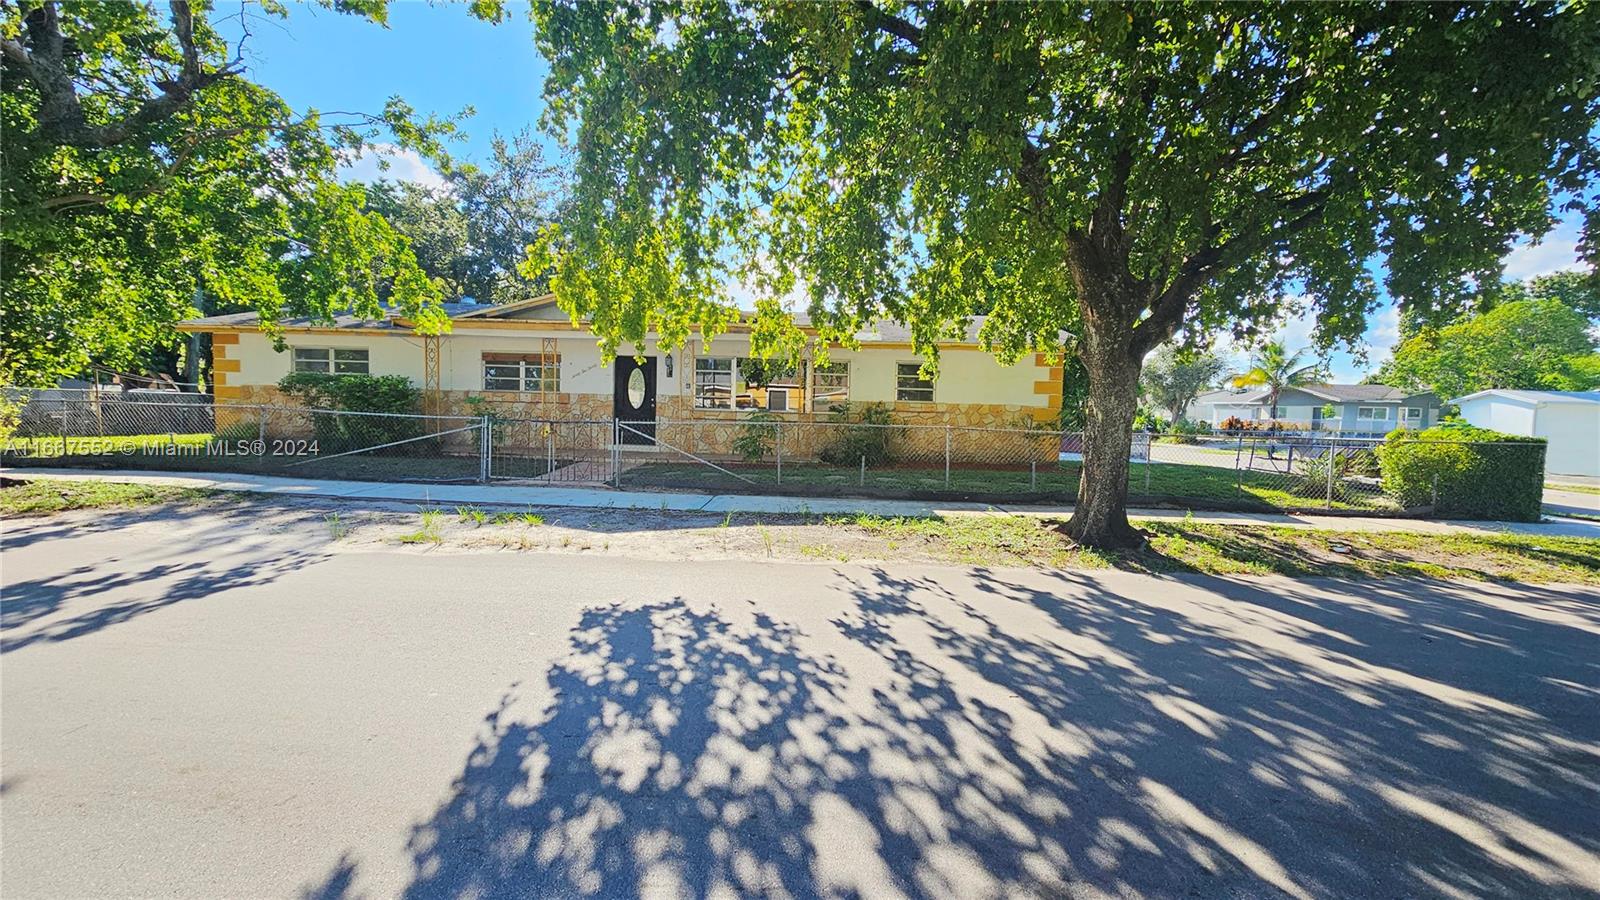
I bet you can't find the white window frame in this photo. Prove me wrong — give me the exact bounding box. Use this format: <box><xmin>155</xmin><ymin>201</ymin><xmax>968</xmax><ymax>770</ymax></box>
<box><xmin>292</xmin><ymin>347</ymin><xmax>369</xmax><ymax>375</ymax></box>
<box><xmin>1357</xmin><ymin>406</ymin><xmax>1392</xmax><ymax>422</ymax></box>
<box><xmin>811</xmin><ymin>361</ymin><xmax>850</xmax><ymax>411</ymax></box>
<box><xmin>895</xmin><ymin>362</ymin><xmax>935</xmax><ymax>402</ymax></box>
<box><xmin>1401</xmin><ymin>407</ymin><xmax>1424</xmax><ymax>425</ymax></box>
<box><xmin>482</xmin><ymin>354</ymin><xmax>560</xmax><ymax>393</ymax></box>
<box><xmin>694</xmin><ymin>356</ymin><xmax>735</xmax><ymax>410</ymax></box>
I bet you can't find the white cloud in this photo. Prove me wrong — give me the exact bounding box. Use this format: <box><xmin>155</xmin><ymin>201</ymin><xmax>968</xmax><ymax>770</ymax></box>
<box><xmin>339</xmin><ymin>144</ymin><xmax>449</xmax><ymax>192</ymax></box>
<box><xmin>1502</xmin><ymin>219</ymin><xmax>1585</xmax><ymax>281</ymax></box>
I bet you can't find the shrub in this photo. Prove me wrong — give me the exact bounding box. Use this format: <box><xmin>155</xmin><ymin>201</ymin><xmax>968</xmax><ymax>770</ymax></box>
<box><xmin>818</xmin><ymin>402</ymin><xmax>895</xmax><ymax>466</ymax></box>
<box><xmin>1159</xmin><ymin>418</ymin><xmax>1211</xmax><ymax>443</ymax></box>
<box><xmin>1377</xmin><ymin>425</ymin><xmax>1545</xmax><ymax>521</ymax></box>
<box><xmin>1219</xmin><ymin>415</ymin><xmax>1249</xmax><ymax>433</ymax></box>
<box><xmin>733</xmin><ymin>411</ymin><xmax>779</xmax><ymax>462</ymax></box>
<box><xmin>1293</xmin><ymin>449</ymin><xmax>1377</xmax><ymax>502</ymax></box>
<box><xmin>276</xmin><ymin>373</ymin><xmax>424</xmax><ymax>451</ymax></box>
<box><xmin>1132</xmin><ymin>408</ymin><xmax>1169</xmax><ymax>432</ymax></box>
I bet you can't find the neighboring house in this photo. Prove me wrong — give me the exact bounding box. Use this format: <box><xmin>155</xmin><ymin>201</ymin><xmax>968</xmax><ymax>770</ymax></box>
<box><xmin>177</xmin><ymin>296</ymin><xmax>1066</xmax><ymax>435</ymax></box>
<box><xmin>1186</xmin><ymin>384</ymin><xmax>1440</xmax><ymax>434</ymax></box>
<box><xmin>1451</xmin><ymin>390</ymin><xmax>1600</xmax><ymax>478</ymax></box>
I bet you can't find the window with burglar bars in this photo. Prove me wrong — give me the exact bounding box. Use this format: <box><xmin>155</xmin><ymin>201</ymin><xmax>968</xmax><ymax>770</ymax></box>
<box><xmin>483</xmin><ymin>353</ymin><xmax>560</xmax><ymax>392</ymax></box>
<box><xmin>695</xmin><ymin>357</ymin><xmax>735</xmax><ymax>409</ymax></box>
<box><xmin>895</xmin><ymin>362</ymin><xmax>934</xmax><ymax>402</ymax></box>
<box><xmin>811</xmin><ymin>361</ymin><xmax>849</xmax><ymax>410</ymax></box>
<box><xmin>293</xmin><ymin>348</ymin><xmax>369</xmax><ymax>375</ymax></box>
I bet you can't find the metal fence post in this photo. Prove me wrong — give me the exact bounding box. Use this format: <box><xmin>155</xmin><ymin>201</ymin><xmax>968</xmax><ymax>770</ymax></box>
<box><xmin>860</xmin><ymin>454</ymin><xmax>866</xmax><ymax>487</ymax></box>
<box><xmin>1235</xmin><ymin>432</ymin><xmax>1245</xmax><ymax>500</ymax></box>
<box><xmin>1031</xmin><ymin>460</ymin><xmax>1037</xmax><ymax>491</ymax></box>
<box><xmin>258</xmin><ymin>407</ymin><xmax>266</xmax><ymax>446</ymax></box>
<box><xmin>479</xmin><ymin>415</ymin><xmax>492</xmax><ymax>483</ymax></box>
<box><xmin>1144</xmin><ymin>436</ymin><xmax>1152</xmax><ymax>494</ymax></box>
<box><xmin>775</xmin><ymin>420</ymin><xmax>783</xmax><ymax>485</ymax></box>
<box><xmin>944</xmin><ymin>425</ymin><xmax>952</xmax><ymax>488</ymax></box>
<box><xmin>1325</xmin><ymin>443</ymin><xmax>1336</xmax><ymax>509</ymax></box>
<box><xmin>546</xmin><ymin>423</ymin><xmax>555</xmax><ymax>482</ymax></box>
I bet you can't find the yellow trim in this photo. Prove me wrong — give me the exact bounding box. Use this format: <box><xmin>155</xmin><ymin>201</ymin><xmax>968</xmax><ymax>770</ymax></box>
<box><xmin>414</xmin><ymin>318</ymin><xmax>582</xmax><ymax>332</ymax></box>
<box><xmin>211</xmin><ymin>332</ymin><xmax>239</xmax><ymax>345</ymax></box>
<box><xmin>182</xmin><ymin>319</ymin><xmax>1005</xmax><ymax>351</ymax></box>
<box><xmin>213</xmin><ymin>358</ymin><xmax>240</xmax><ymax>373</ymax></box>
<box><xmin>177</xmin><ymin>324</ymin><xmax>402</xmax><ymax>337</ymax></box>
<box><xmin>214</xmin><ymin>385</ymin><xmax>243</xmax><ymax>399</ymax></box>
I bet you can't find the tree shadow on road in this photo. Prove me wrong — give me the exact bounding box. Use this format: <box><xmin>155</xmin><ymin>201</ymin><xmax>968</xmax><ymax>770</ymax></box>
<box><xmin>302</xmin><ymin>571</ymin><xmax>1600</xmax><ymax>898</ymax></box>
<box><xmin>0</xmin><ymin>531</ymin><xmax>328</xmax><ymax>650</ymax></box>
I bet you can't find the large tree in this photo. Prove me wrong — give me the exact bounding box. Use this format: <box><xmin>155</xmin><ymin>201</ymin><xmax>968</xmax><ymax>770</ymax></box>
<box><xmin>0</xmin><ymin>0</ymin><xmax>472</xmax><ymax>385</ymax></box>
<box><xmin>1380</xmin><ymin>298</ymin><xmax>1600</xmax><ymax>399</ymax></box>
<box><xmin>1487</xmin><ymin>269</ymin><xmax>1600</xmax><ymax>320</ymax></box>
<box><xmin>367</xmin><ymin>130</ymin><xmax>567</xmax><ymax>305</ymax></box>
<box><xmin>526</xmin><ymin>2</ymin><xmax>1600</xmax><ymax>546</ymax></box>
<box><xmin>1140</xmin><ymin>346</ymin><xmax>1225</xmax><ymax>425</ymax></box>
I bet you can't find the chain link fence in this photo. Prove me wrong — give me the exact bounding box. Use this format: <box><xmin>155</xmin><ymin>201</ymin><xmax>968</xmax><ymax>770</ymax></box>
<box><xmin>0</xmin><ymin>391</ymin><xmax>1548</xmax><ymax>515</ymax></box>
<box><xmin>3</xmin><ymin>391</ymin><xmax>488</xmax><ymax>483</ymax></box>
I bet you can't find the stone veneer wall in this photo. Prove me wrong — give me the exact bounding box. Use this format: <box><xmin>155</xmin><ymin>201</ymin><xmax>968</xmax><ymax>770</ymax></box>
<box><xmin>216</xmin><ymin>387</ymin><xmax>1057</xmax><ymax>464</ymax></box>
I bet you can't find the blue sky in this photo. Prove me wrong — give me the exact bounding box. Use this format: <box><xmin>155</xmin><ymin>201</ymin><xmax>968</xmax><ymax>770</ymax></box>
<box><xmin>235</xmin><ymin>2</ymin><xmax>1588</xmax><ymax>383</ymax></box>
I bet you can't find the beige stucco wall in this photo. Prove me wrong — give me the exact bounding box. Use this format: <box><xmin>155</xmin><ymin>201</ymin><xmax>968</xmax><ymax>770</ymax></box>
<box><xmin>216</xmin><ymin>327</ymin><xmax>1062</xmax><ymax>425</ymax></box>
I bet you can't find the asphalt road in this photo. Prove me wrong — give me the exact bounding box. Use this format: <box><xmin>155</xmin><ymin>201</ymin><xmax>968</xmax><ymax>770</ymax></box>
<box><xmin>3</xmin><ymin>505</ymin><xmax>1599</xmax><ymax>899</ymax></box>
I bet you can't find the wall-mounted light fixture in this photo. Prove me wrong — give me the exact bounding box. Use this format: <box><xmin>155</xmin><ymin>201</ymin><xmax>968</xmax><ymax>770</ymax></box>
<box><xmin>664</xmin><ymin>353</ymin><xmax>674</xmax><ymax>378</ymax></box>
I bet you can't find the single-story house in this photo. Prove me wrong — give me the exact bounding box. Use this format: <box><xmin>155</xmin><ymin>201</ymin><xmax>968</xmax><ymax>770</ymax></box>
<box><xmin>1451</xmin><ymin>389</ymin><xmax>1600</xmax><ymax>478</ymax></box>
<box><xmin>177</xmin><ymin>296</ymin><xmax>1066</xmax><ymax>438</ymax></box>
<box><xmin>1187</xmin><ymin>384</ymin><xmax>1441</xmax><ymax>434</ymax></box>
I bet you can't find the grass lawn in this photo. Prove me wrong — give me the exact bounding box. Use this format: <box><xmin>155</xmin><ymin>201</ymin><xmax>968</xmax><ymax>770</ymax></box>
<box><xmin>826</xmin><ymin>512</ymin><xmax>1600</xmax><ymax>582</ymax></box>
<box><xmin>1547</xmin><ymin>482</ymin><xmax>1600</xmax><ymax>496</ymax></box>
<box><xmin>0</xmin><ymin>477</ymin><xmax>220</xmax><ymax>516</ymax></box>
<box><xmin>625</xmin><ymin>459</ymin><xmax>1394</xmax><ymax>511</ymax></box>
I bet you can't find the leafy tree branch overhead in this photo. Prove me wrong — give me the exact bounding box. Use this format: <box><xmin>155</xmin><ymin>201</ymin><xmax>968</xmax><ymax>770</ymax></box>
<box><xmin>0</xmin><ymin>0</ymin><xmax>489</xmax><ymax>385</ymax></box>
<box><xmin>526</xmin><ymin>1</ymin><xmax>1600</xmax><ymax>546</ymax></box>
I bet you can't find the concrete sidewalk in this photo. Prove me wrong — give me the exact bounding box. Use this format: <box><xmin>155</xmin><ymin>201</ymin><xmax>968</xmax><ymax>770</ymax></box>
<box><xmin>8</xmin><ymin>465</ymin><xmax>1600</xmax><ymax>538</ymax></box>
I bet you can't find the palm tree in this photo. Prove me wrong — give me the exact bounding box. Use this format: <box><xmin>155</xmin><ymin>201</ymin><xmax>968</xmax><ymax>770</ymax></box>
<box><xmin>1232</xmin><ymin>340</ymin><xmax>1325</xmax><ymax>421</ymax></box>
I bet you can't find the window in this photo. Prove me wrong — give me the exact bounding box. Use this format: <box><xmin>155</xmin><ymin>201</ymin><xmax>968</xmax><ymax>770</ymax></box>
<box><xmin>1402</xmin><ymin>407</ymin><xmax>1423</xmax><ymax>425</ymax></box>
<box><xmin>1357</xmin><ymin>406</ymin><xmax>1391</xmax><ymax>422</ymax></box>
<box><xmin>694</xmin><ymin>357</ymin><xmax>734</xmax><ymax>409</ymax></box>
<box><xmin>292</xmin><ymin>347</ymin><xmax>368</xmax><ymax>375</ymax></box>
<box><xmin>482</xmin><ymin>353</ymin><xmax>559</xmax><ymax>392</ymax></box>
<box><xmin>811</xmin><ymin>361</ymin><xmax>850</xmax><ymax>410</ymax></box>
<box><xmin>896</xmin><ymin>362</ymin><xmax>934</xmax><ymax>402</ymax></box>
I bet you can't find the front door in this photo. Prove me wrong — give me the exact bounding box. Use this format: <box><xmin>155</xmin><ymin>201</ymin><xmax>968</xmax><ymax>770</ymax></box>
<box><xmin>613</xmin><ymin>355</ymin><xmax>657</xmax><ymax>444</ymax></box>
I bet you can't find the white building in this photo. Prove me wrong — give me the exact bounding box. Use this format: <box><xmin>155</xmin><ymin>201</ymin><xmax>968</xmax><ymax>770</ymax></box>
<box><xmin>1450</xmin><ymin>390</ymin><xmax>1600</xmax><ymax>478</ymax></box>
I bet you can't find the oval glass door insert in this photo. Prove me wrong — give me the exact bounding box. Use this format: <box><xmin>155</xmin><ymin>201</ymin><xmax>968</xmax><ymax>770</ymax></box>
<box><xmin>627</xmin><ymin>368</ymin><xmax>646</xmax><ymax>408</ymax></box>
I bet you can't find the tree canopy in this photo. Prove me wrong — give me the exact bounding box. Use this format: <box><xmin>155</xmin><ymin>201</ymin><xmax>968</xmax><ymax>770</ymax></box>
<box><xmin>1380</xmin><ymin>298</ymin><xmax>1600</xmax><ymax>399</ymax></box>
<box><xmin>1140</xmin><ymin>346</ymin><xmax>1225</xmax><ymax>424</ymax></box>
<box><xmin>1484</xmin><ymin>269</ymin><xmax>1600</xmax><ymax>321</ymax></box>
<box><xmin>0</xmin><ymin>0</ymin><xmax>476</xmax><ymax>385</ymax></box>
<box><xmin>526</xmin><ymin>1</ymin><xmax>1600</xmax><ymax>545</ymax></box>
<box><xmin>367</xmin><ymin>130</ymin><xmax>567</xmax><ymax>306</ymax></box>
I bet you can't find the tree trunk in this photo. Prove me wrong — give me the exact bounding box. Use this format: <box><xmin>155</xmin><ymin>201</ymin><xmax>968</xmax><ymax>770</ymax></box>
<box><xmin>1064</xmin><ymin>333</ymin><xmax>1146</xmax><ymax>549</ymax></box>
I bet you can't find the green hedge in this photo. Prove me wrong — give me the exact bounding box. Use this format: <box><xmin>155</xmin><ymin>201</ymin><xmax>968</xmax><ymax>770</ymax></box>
<box><xmin>276</xmin><ymin>373</ymin><xmax>424</xmax><ymax>451</ymax></box>
<box><xmin>1376</xmin><ymin>425</ymin><xmax>1546</xmax><ymax>521</ymax></box>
